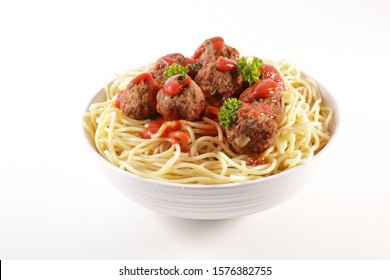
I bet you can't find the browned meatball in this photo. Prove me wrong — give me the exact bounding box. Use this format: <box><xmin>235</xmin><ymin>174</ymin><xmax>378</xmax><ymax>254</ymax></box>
<box><xmin>256</xmin><ymin>91</ymin><xmax>285</xmax><ymax>122</ymax></box>
<box><xmin>226</xmin><ymin>103</ymin><xmax>278</xmax><ymax>154</ymax></box>
<box><xmin>195</xmin><ymin>61</ymin><xmax>243</xmax><ymax>105</ymax></box>
<box><xmin>150</xmin><ymin>53</ymin><xmax>197</xmax><ymax>87</ymax></box>
<box><xmin>239</xmin><ymin>79</ymin><xmax>285</xmax><ymax>121</ymax></box>
<box><xmin>156</xmin><ymin>75</ymin><xmax>205</xmax><ymax>121</ymax></box>
<box><xmin>193</xmin><ymin>36</ymin><xmax>240</xmax><ymax>66</ymax></box>
<box><xmin>119</xmin><ymin>73</ymin><xmax>160</xmax><ymax>120</ymax></box>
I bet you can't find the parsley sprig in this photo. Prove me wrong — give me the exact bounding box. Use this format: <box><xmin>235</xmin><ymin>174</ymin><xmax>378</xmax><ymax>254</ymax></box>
<box><xmin>237</xmin><ymin>56</ymin><xmax>264</xmax><ymax>85</ymax></box>
<box><xmin>164</xmin><ymin>63</ymin><xmax>189</xmax><ymax>79</ymax></box>
<box><xmin>218</xmin><ymin>98</ymin><xmax>243</xmax><ymax>129</ymax></box>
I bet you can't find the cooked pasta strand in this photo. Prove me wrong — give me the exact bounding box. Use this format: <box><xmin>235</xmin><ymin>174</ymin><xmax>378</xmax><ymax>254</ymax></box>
<box><xmin>83</xmin><ymin>61</ymin><xmax>333</xmax><ymax>184</ymax></box>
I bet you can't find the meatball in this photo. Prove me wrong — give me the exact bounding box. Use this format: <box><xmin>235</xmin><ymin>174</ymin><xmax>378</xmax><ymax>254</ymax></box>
<box><xmin>256</xmin><ymin>91</ymin><xmax>285</xmax><ymax>121</ymax></box>
<box><xmin>119</xmin><ymin>73</ymin><xmax>160</xmax><ymax>120</ymax></box>
<box><xmin>239</xmin><ymin>79</ymin><xmax>285</xmax><ymax>121</ymax></box>
<box><xmin>195</xmin><ymin>61</ymin><xmax>243</xmax><ymax>105</ymax></box>
<box><xmin>150</xmin><ymin>53</ymin><xmax>197</xmax><ymax>87</ymax></box>
<box><xmin>193</xmin><ymin>36</ymin><xmax>240</xmax><ymax>66</ymax></box>
<box><xmin>226</xmin><ymin>103</ymin><xmax>278</xmax><ymax>154</ymax></box>
<box><xmin>156</xmin><ymin>75</ymin><xmax>205</xmax><ymax>121</ymax></box>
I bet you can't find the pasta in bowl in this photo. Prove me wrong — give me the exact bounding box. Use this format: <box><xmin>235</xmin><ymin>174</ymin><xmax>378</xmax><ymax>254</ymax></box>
<box><xmin>82</xmin><ymin>37</ymin><xmax>339</xmax><ymax>219</ymax></box>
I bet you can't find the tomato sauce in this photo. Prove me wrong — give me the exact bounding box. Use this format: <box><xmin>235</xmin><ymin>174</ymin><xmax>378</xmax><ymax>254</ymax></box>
<box><xmin>247</xmin><ymin>156</ymin><xmax>267</xmax><ymax>166</ymax></box>
<box><xmin>139</xmin><ymin>119</ymin><xmax>190</xmax><ymax>152</ymax></box>
<box><xmin>238</xmin><ymin>102</ymin><xmax>275</xmax><ymax>119</ymax></box>
<box><xmin>206</xmin><ymin>106</ymin><xmax>220</xmax><ymax>116</ymax></box>
<box><xmin>193</xmin><ymin>36</ymin><xmax>225</xmax><ymax>60</ymax></box>
<box><xmin>138</xmin><ymin>118</ymin><xmax>164</xmax><ymax>139</ymax></box>
<box><xmin>239</xmin><ymin>79</ymin><xmax>279</xmax><ymax>103</ymax></box>
<box><xmin>131</xmin><ymin>72</ymin><xmax>161</xmax><ymax>106</ymax></box>
<box><xmin>115</xmin><ymin>90</ymin><xmax>124</xmax><ymax>108</ymax></box>
<box><xmin>216</xmin><ymin>56</ymin><xmax>237</xmax><ymax>71</ymax></box>
<box><xmin>162</xmin><ymin>74</ymin><xmax>191</xmax><ymax>96</ymax></box>
<box><xmin>160</xmin><ymin>121</ymin><xmax>183</xmax><ymax>137</ymax></box>
<box><xmin>260</xmin><ymin>64</ymin><xmax>285</xmax><ymax>90</ymax></box>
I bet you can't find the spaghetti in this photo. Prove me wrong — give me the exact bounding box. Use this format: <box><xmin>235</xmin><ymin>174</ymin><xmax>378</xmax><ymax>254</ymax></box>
<box><xmin>83</xmin><ymin>60</ymin><xmax>333</xmax><ymax>184</ymax></box>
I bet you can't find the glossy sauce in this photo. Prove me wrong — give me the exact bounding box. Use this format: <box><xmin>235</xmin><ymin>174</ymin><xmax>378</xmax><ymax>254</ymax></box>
<box><xmin>251</xmin><ymin>102</ymin><xmax>276</xmax><ymax>117</ymax></box>
<box><xmin>140</xmin><ymin>119</ymin><xmax>186</xmax><ymax>139</ymax></box>
<box><xmin>115</xmin><ymin>90</ymin><xmax>124</xmax><ymax>108</ymax></box>
<box><xmin>206</xmin><ymin>106</ymin><xmax>220</xmax><ymax>116</ymax></box>
<box><xmin>139</xmin><ymin>119</ymin><xmax>190</xmax><ymax>152</ymax></box>
<box><xmin>161</xmin><ymin>56</ymin><xmax>178</xmax><ymax>66</ymax></box>
<box><xmin>160</xmin><ymin>121</ymin><xmax>183</xmax><ymax>137</ymax></box>
<box><xmin>216</xmin><ymin>56</ymin><xmax>237</xmax><ymax>71</ymax></box>
<box><xmin>247</xmin><ymin>156</ymin><xmax>267</xmax><ymax>166</ymax></box>
<box><xmin>132</xmin><ymin>72</ymin><xmax>161</xmax><ymax>106</ymax></box>
<box><xmin>260</xmin><ymin>64</ymin><xmax>285</xmax><ymax>90</ymax></box>
<box><xmin>239</xmin><ymin>79</ymin><xmax>279</xmax><ymax>103</ymax></box>
<box><xmin>169</xmin><ymin>131</ymin><xmax>191</xmax><ymax>144</ymax></box>
<box><xmin>138</xmin><ymin>118</ymin><xmax>164</xmax><ymax>139</ymax></box>
<box><xmin>237</xmin><ymin>102</ymin><xmax>275</xmax><ymax>119</ymax></box>
<box><xmin>193</xmin><ymin>36</ymin><xmax>225</xmax><ymax>60</ymax></box>
<box><xmin>162</xmin><ymin>74</ymin><xmax>191</xmax><ymax>96</ymax></box>
<box><xmin>196</xmin><ymin>128</ymin><xmax>218</xmax><ymax>136</ymax></box>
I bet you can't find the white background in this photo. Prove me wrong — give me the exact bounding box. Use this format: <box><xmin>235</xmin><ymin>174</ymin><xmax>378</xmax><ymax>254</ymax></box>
<box><xmin>0</xmin><ymin>0</ymin><xmax>389</xmax><ymax>259</ymax></box>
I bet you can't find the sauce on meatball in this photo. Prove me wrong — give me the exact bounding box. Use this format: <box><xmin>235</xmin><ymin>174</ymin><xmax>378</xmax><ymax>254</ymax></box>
<box><xmin>156</xmin><ymin>74</ymin><xmax>205</xmax><ymax>121</ymax></box>
<box><xmin>118</xmin><ymin>72</ymin><xmax>160</xmax><ymax>120</ymax></box>
<box><xmin>226</xmin><ymin>102</ymin><xmax>278</xmax><ymax>154</ymax></box>
<box><xmin>150</xmin><ymin>53</ymin><xmax>197</xmax><ymax>87</ymax></box>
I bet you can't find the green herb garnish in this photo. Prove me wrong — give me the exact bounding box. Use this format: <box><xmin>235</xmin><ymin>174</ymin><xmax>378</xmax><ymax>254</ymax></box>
<box><xmin>237</xmin><ymin>56</ymin><xmax>264</xmax><ymax>85</ymax></box>
<box><xmin>188</xmin><ymin>63</ymin><xmax>202</xmax><ymax>72</ymax></box>
<box><xmin>218</xmin><ymin>98</ymin><xmax>243</xmax><ymax>129</ymax></box>
<box><xmin>164</xmin><ymin>63</ymin><xmax>189</xmax><ymax>79</ymax></box>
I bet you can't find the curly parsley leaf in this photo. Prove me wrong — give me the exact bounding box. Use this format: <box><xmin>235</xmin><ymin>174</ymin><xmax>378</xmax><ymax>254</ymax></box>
<box><xmin>237</xmin><ymin>56</ymin><xmax>264</xmax><ymax>85</ymax></box>
<box><xmin>188</xmin><ymin>63</ymin><xmax>202</xmax><ymax>72</ymax></box>
<box><xmin>164</xmin><ymin>63</ymin><xmax>189</xmax><ymax>79</ymax></box>
<box><xmin>218</xmin><ymin>98</ymin><xmax>243</xmax><ymax>129</ymax></box>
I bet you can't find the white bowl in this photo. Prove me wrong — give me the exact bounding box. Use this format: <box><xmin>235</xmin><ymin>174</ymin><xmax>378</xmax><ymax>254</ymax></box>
<box><xmin>83</xmin><ymin>80</ymin><xmax>340</xmax><ymax>220</ymax></box>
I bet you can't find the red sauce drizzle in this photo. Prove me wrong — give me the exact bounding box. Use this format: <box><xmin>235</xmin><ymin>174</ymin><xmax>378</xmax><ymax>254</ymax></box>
<box><xmin>206</xmin><ymin>106</ymin><xmax>220</xmax><ymax>116</ymax></box>
<box><xmin>132</xmin><ymin>72</ymin><xmax>157</xmax><ymax>86</ymax></box>
<box><xmin>138</xmin><ymin>118</ymin><xmax>164</xmax><ymax>139</ymax></box>
<box><xmin>237</xmin><ymin>103</ymin><xmax>275</xmax><ymax>119</ymax></box>
<box><xmin>247</xmin><ymin>156</ymin><xmax>267</xmax><ymax>166</ymax></box>
<box><xmin>260</xmin><ymin>64</ymin><xmax>285</xmax><ymax>90</ymax></box>
<box><xmin>251</xmin><ymin>102</ymin><xmax>276</xmax><ymax>117</ymax></box>
<box><xmin>115</xmin><ymin>90</ymin><xmax>124</xmax><ymax>108</ymax></box>
<box><xmin>161</xmin><ymin>56</ymin><xmax>178</xmax><ymax>66</ymax></box>
<box><xmin>169</xmin><ymin>129</ymin><xmax>191</xmax><ymax>152</ymax></box>
<box><xmin>239</xmin><ymin>79</ymin><xmax>279</xmax><ymax>103</ymax></box>
<box><xmin>193</xmin><ymin>36</ymin><xmax>225</xmax><ymax>60</ymax></box>
<box><xmin>131</xmin><ymin>72</ymin><xmax>161</xmax><ymax>106</ymax></box>
<box><xmin>160</xmin><ymin>121</ymin><xmax>183</xmax><ymax>137</ymax></box>
<box><xmin>197</xmin><ymin>128</ymin><xmax>218</xmax><ymax>136</ymax></box>
<box><xmin>216</xmin><ymin>56</ymin><xmax>237</xmax><ymax>71</ymax></box>
<box><xmin>169</xmin><ymin>131</ymin><xmax>191</xmax><ymax>144</ymax></box>
<box><xmin>162</xmin><ymin>74</ymin><xmax>191</xmax><ymax>96</ymax></box>
<box><xmin>139</xmin><ymin>119</ymin><xmax>190</xmax><ymax>152</ymax></box>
